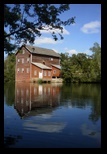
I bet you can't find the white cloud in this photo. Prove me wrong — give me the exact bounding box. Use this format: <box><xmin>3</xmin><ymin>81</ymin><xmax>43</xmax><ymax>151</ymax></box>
<box><xmin>34</xmin><ymin>37</ymin><xmax>63</xmax><ymax>45</ymax></box>
<box><xmin>66</xmin><ymin>49</ymin><xmax>78</xmax><ymax>55</ymax></box>
<box><xmin>23</xmin><ymin>121</ymin><xmax>67</xmax><ymax>133</ymax></box>
<box><xmin>80</xmin><ymin>21</ymin><xmax>101</xmax><ymax>34</ymax></box>
<box><xmin>65</xmin><ymin>49</ymin><xmax>92</xmax><ymax>56</ymax></box>
<box><xmin>38</xmin><ymin>26</ymin><xmax>70</xmax><ymax>35</ymax></box>
<box><xmin>64</xmin><ymin>47</ymin><xmax>69</xmax><ymax>51</ymax></box>
<box><xmin>84</xmin><ymin>50</ymin><xmax>92</xmax><ymax>55</ymax></box>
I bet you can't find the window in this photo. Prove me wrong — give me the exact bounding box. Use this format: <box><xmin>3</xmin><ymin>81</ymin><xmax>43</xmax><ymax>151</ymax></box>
<box><xmin>21</xmin><ymin>108</ymin><xmax>23</xmax><ymax>113</ymax></box>
<box><xmin>17</xmin><ymin>68</ymin><xmax>20</xmax><ymax>73</ymax></box>
<box><xmin>26</xmin><ymin>89</ymin><xmax>29</xmax><ymax>96</ymax></box>
<box><xmin>34</xmin><ymin>87</ymin><xmax>36</xmax><ymax>95</ymax></box>
<box><xmin>22</xmin><ymin>50</ymin><xmax>25</xmax><ymax>54</ymax></box>
<box><xmin>34</xmin><ymin>70</ymin><xmax>37</xmax><ymax>76</ymax></box>
<box><xmin>44</xmin><ymin>87</ymin><xmax>46</xmax><ymax>94</ymax></box>
<box><xmin>18</xmin><ymin>59</ymin><xmax>20</xmax><ymax>63</ymax></box>
<box><xmin>27</xmin><ymin>58</ymin><xmax>29</xmax><ymax>62</ymax></box>
<box><xmin>22</xmin><ymin>58</ymin><xmax>24</xmax><ymax>63</ymax></box>
<box><xmin>22</xmin><ymin>68</ymin><xmax>24</xmax><ymax>73</ymax></box>
<box><xmin>43</xmin><ymin>61</ymin><xmax>45</xmax><ymax>65</ymax></box>
<box><xmin>44</xmin><ymin>71</ymin><xmax>46</xmax><ymax>76</ymax></box>
<box><xmin>48</xmin><ymin>87</ymin><xmax>50</xmax><ymax>95</ymax></box>
<box><xmin>50</xmin><ymin>58</ymin><xmax>53</xmax><ymax>61</ymax></box>
<box><xmin>53</xmin><ymin>70</ymin><xmax>56</xmax><ymax>74</ymax></box>
<box><xmin>21</xmin><ymin>89</ymin><xmax>24</xmax><ymax>96</ymax></box>
<box><xmin>26</xmin><ymin>100</ymin><xmax>28</xmax><ymax>106</ymax></box>
<box><xmin>27</xmin><ymin>68</ymin><xmax>30</xmax><ymax>73</ymax></box>
<box><xmin>48</xmin><ymin>71</ymin><xmax>51</xmax><ymax>76</ymax></box>
<box><xmin>21</xmin><ymin>98</ymin><xmax>23</xmax><ymax>104</ymax></box>
<box><xmin>17</xmin><ymin>89</ymin><xmax>19</xmax><ymax>95</ymax></box>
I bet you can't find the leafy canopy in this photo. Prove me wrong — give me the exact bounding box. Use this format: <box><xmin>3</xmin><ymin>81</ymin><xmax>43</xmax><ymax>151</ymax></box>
<box><xmin>60</xmin><ymin>42</ymin><xmax>101</xmax><ymax>83</ymax></box>
<box><xmin>4</xmin><ymin>4</ymin><xmax>75</xmax><ymax>54</ymax></box>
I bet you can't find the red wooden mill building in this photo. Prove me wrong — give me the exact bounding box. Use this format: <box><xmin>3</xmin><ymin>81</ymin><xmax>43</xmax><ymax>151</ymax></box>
<box><xmin>15</xmin><ymin>44</ymin><xmax>61</xmax><ymax>82</ymax></box>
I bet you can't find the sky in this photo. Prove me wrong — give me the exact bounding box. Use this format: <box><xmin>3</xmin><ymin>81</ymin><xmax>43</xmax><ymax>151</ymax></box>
<box><xmin>4</xmin><ymin>4</ymin><xmax>101</xmax><ymax>58</ymax></box>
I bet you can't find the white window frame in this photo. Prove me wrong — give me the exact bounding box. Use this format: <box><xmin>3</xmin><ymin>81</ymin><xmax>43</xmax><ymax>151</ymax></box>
<box><xmin>48</xmin><ymin>87</ymin><xmax>50</xmax><ymax>94</ymax></box>
<box><xmin>44</xmin><ymin>87</ymin><xmax>46</xmax><ymax>94</ymax></box>
<box><xmin>18</xmin><ymin>59</ymin><xmax>20</xmax><ymax>63</ymax></box>
<box><xmin>17</xmin><ymin>89</ymin><xmax>19</xmax><ymax>95</ymax></box>
<box><xmin>26</xmin><ymin>89</ymin><xmax>29</xmax><ymax>96</ymax></box>
<box><xmin>27</xmin><ymin>58</ymin><xmax>29</xmax><ymax>62</ymax></box>
<box><xmin>17</xmin><ymin>68</ymin><xmax>20</xmax><ymax>73</ymax></box>
<box><xmin>22</xmin><ymin>50</ymin><xmax>25</xmax><ymax>54</ymax></box>
<box><xmin>50</xmin><ymin>58</ymin><xmax>53</xmax><ymax>61</ymax></box>
<box><xmin>21</xmin><ymin>89</ymin><xmax>24</xmax><ymax>96</ymax></box>
<box><xmin>26</xmin><ymin>100</ymin><xmax>28</xmax><ymax>106</ymax></box>
<box><xmin>48</xmin><ymin>71</ymin><xmax>51</xmax><ymax>76</ymax></box>
<box><xmin>34</xmin><ymin>87</ymin><xmax>36</xmax><ymax>95</ymax></box>
<box><xmin>27</xmin><ymin>68</ymin><xmax>30</xmax><ymax>73</ymax></box>
<box><xmin>22</xmin><ymin>58</ymin><xmax>24</xmax><ymax>63</ymax></box>
<box><xmin>22</xmin><ymin>68</ymin><xmax>24</xmax><ymax>73</ymax></box>
<box><xmin>34</xmin><ymin>70</ymin><xmax>37</xmax><ymax>76</ymax></box>
<box><xmin>44</xmin><ymin>71</ymin><xmax>46</xmax><ymax>76</ymax></box>
<box><xmin>21</xmin><ymin>98</ymin><xmax>23</xmax><ymax>104</ymax></box>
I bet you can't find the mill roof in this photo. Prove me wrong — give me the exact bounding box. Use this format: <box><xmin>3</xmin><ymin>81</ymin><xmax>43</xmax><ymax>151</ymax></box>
<box><xmin>16</xmin><ymin>44</ymin><xmax>60</xmax><ymax>58</ymax></box>
<box><xmin>31</xmin><ymin>62</ymin><xmax>52</xmax><ymax>70</ymax></box>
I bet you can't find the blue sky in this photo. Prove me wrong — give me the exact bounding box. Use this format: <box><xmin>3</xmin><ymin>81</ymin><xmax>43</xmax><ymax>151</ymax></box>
<box><xmin>4</xmin><ymin>4</ymin><xmax>101</xmax><ymax>58</ymax></box>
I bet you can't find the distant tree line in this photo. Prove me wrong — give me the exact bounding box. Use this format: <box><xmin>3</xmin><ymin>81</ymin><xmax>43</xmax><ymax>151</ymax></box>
<box><xmin>4</xmin><ymin>42</ymin><xmax>101</xmax><ymax>83</ymax></box>
<box><xmin>60</xmin><ymin>42</ymin><xmax>101</xmax><ymax>83</ymax></box>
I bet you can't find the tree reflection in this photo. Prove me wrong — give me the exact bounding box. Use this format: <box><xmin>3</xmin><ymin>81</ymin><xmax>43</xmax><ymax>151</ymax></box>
<box><xmin>4</xmin><ymin>82</ymin><xmax>101</xmax><ymax>122</ymax></box>
<box><xmin>60</xmin><ymin>83</ymin><xmax>101</xmax><ymax>122</ymax></box>
<box><xmin>88</xmin><ymin>98</ymin><xmax>101</xmax><ymax>122</ymax></box>
<box><xmin>4</xmin><ymin>135</ymin><xmax>22</xmax><ymax>148</ymax></box>
<box><xmin>4</xmin><ymin>82</ymin><xmax>15</xmax><ymax>106</ymax></box>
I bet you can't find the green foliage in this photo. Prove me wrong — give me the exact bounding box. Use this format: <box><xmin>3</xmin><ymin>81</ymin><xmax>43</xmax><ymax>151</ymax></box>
<box><xmin>4</xmin><ymin>4</ymin><xmax>75</xmax><ymax>54</ymax></box>
<box><xmin>89</xmin><ymin>42</ymin><xmax>101</xmax><ymax>82</ymax></box>
<box><xmin>60</xmin><ymin>83</ymin><xmax>101</xmax><ymax>122</ymax></box>
<box><xmin>4</xmin><ymin>42</ymin><xmax>101</xmax><ymax>83</ymax></box>
<box><xmin>60</xmin><ymin>42</ymin><xmax>101</xmax><ymax>83</ymax></box>
<box><xmin>37</xmin><ymin>79</ymin><xmax>43</xmax><ymax>84</ymax></box>
<box><xmin>4</xmin><ymin>54</ymin><xmax>15</xmax><ymax>83</ymax></box>
<box><xmin>4</xmin><ymin>82</ymin><xmax>15</xmax><ymax>106</ymax></box>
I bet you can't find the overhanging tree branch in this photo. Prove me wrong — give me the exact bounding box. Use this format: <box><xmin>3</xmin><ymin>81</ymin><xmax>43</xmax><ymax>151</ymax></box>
<box><xmin>4</xmin><ymin>27</ymin><xmax>29</xmax><ymax>38</ymax></box>
<box><xmin>4</xmin><ymin>4</ymin><xmax>75</xmax><ymax>54</ymax></box>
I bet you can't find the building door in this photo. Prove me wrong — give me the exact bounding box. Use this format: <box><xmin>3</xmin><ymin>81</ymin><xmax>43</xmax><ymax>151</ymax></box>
<box><xmin>39</xmin><ymin>72</ymin><xmax>43</xmax><ymax>78</ymax></box>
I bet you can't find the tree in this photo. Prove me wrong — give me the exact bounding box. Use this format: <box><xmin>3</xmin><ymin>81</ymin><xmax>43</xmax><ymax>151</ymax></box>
<box><xmin>60</xmin><ymin>43</ymin><xmax>101</xmax><ymax>83</ymax></box>
<box><xmin>89</xmin><ymin>42</ymin><xmax>101</xmax><ymax>82</ymax></box>
<box><xmin>4</xmin><ymin>54</ymin><xmax>16</xmax><ymax>83</ymax></box>
<box><xmin>60</xmin><ymin>52</ymin><xmax>72</xmax><ymax>82</ymax></box>
<box><xmin>4</xmin><ymin>4</ymin><xmax>75</xmax><ymax>54</ymax></box>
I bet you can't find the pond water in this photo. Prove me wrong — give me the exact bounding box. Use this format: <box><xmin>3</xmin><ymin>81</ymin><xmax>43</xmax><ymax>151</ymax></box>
<box><xmin>4</xmin><ymin>82</ymin><xmax>101</xmax><ymax>148</ymax></box>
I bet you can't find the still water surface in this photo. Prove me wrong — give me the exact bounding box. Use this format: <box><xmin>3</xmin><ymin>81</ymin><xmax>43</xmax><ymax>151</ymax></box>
<box><xmin>4</xmin><ymin>82</ymin><xmax>101</xmax><ymax>148</ymax></box>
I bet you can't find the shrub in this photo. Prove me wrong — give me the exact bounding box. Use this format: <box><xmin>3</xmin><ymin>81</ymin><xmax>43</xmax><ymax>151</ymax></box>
<box><xmin>37</xmin><ymin>79</ymin><xmax>43</xmax><ymax>84</ymax></box>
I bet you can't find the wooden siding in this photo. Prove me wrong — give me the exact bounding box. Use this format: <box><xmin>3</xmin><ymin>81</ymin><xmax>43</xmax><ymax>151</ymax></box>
<box><xmin>52</xmin><ymin>66</ymin><xmax>61</xmax><ymax>78</ymax></box>
<box><xmin>32</xmin><ymin>54</ymin><xmax>60</xmax><ymax>67</ymax></box>
<box><xmin>31</xmin><ymin>63</ymin><xmax>52</xmax><ymax>81</ymax></box>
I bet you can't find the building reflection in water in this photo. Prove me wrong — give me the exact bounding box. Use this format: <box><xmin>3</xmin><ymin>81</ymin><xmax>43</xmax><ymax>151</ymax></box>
<box><xmin>14</xmin><ymin>82</ymin><xmax>62</xmax><ymax>118</ymax></box>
